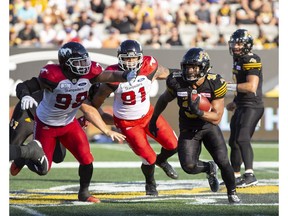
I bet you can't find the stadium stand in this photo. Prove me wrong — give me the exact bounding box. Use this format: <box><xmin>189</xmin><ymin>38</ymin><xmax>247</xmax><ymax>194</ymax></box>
<box><xmin>9</xmin><ymin>0</ymin><xmax>278</xmax><ymax>49</ymax></box>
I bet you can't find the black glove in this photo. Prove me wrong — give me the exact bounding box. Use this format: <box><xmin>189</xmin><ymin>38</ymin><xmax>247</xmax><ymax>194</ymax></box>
<box><xmin>149</xmin><ymin>116</ymin><xmax>159</xmax><ymax>137</ymax></box>
<box><xmin>188</xmin><ymin>94</ymin><xmax>204</xmax><ymax>117</ymax></box>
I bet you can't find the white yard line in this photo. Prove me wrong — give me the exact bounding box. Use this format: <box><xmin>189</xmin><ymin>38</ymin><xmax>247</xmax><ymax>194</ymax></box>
<box><xmin>12</xmin><ymin>206</ymin><xmax>47</xmax><ymax>216</ymax></box>
<box><xmin>48</xmin><ymin>161</ymin><xmax>278</xmax><ymax>168</ymax></box>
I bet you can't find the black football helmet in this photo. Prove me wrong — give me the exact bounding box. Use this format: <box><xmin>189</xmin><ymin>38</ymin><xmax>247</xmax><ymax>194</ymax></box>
<box><xmin>58</xmin><ymin>42</ymin><xmax>91</xmax><ymax>76</ymax></box>
<box><xmin>181</xmin><ymin>48</ymin><xmax>211</xmax><ymax>83</ymax></box>
<box><xmin>228</xmin><ymin>29</ymin><xmax>253</xmax><ymax>57</ymax></box>
<box><xmin>117</xmin><ymin>40</ymin><xmax>143</xmax><ymax>72</ymax></box>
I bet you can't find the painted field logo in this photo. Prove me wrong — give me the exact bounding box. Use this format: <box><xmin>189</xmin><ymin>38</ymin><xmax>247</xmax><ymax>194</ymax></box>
<box><xmin>10</xmin><ymin>180</ymin><xmax>278</xmax><ymax>207</ymax></box>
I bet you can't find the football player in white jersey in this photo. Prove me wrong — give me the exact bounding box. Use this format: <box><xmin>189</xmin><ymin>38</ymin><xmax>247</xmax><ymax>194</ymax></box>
<box><xmin>91</xmin><ymin>40</ymin><xmax>179</xmax><ymax>196</ymax></box>
<box><xmin>12</xmin><ymin>42</ymin><xmax>135</xmax><ymax>203</ymax></box>
<box><xmin>10</xmin><ymin>83</ymin><xmax>124</xmax><ymax>176</ymax></box>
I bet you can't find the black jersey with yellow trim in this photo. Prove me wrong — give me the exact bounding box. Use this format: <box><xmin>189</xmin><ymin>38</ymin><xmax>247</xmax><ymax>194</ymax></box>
<box><xmin>232</xmin><ymin>53</ymin><xmax>263</xmax><ymax>108</ymax></box>
<box><xmin>166</xmin><ymin>71</ymin><xmax>227</xmax><ymax>130</ymax></box>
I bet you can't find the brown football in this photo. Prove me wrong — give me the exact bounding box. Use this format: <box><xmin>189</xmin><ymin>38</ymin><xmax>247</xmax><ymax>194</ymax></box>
<box><xmin>191</xmin><ymin>93</ymin><xmax>212</xmax><ymax>112</ymax></box>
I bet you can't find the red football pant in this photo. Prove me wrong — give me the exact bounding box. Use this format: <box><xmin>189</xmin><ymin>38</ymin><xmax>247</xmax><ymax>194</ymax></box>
<box><xmin>34</xmin><ymin>115</ymin><xmax>94</xmax><ymax>170</ymax></box>
<box><xmin>114</xmin><ymin>106</ymin><xmax>178</xmax><ymax>165</ymax></box>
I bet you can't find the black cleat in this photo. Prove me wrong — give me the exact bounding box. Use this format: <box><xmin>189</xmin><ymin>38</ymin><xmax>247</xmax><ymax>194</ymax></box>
<box><xmin>220</xmin><ymin>176</ymin><xmax>243</xmax><ymax>186</ymax></box>
<box><xmin>237</xmin><ymin>173</ymin><xmax>258</xmax><ymax>188</ymax></box>
<box><xmin>228</xmin><ymin>191</ymin><xmax>241</xmax><ymax>204</ymax></box>
<box><xmin>145</xmin><ymin>183</ymin><xmax>158</xmax><ymax>196</ymax></box>
<box><xmin>156</xmin><ymin>161</ymin><xmax>178</xmax><ymax>179</ymax></box>
<box><xmin>28</xmin><ymin>140</ymin><xmax>49</xmax><ymax>175</ymax></box>
<box><xmin>235</xmin><ymin>176</ymin><xmax>243</xmax><ymax>184</ymax></box>
<box><xmin>206</xmin><ymin>161</ymin><xmax>219</xmax><ymax>192</ymax></box>
<box><xmin>28</xmin><ymin>140</ymin><xmax>45</xmax><ymax>162</ymax></box>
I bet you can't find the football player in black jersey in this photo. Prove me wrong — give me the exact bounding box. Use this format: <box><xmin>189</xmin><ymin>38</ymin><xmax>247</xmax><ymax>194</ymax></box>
<box><xmin>10</xmin><ymin>91</ymin><xmax>67</xmax><ymax>176</ymax></box>
<box><xmin>149</xmin><ymin>48</ymin><xmax>241</xmax><ymax>204</ymax></box>
<box><xmin>226</xmin><ymin>29</ymin><xmax>264</xmax><ymax>188</ymax></box>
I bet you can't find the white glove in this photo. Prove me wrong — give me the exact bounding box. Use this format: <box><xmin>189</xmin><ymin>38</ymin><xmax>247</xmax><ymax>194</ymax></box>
<box><xmin>126</xmin><ymin>69</ymin><xmax>137</xmax><ymax>86</ymax></box>
<box><xmin>21</xmin><ymin>95</ymin><xmax>38</xmax><ymax>110</ymax></box>
<box><xmin>227</xmin><ymin>83</ymin><xmax>237</xmax><ymax>92</ymax></box>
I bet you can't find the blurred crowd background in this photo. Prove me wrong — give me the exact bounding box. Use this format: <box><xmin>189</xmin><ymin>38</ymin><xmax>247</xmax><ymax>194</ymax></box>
<box><xmin>9</xmin><ymin>0</ymin><xmax>279</xmax><ymax>49</ymax></box>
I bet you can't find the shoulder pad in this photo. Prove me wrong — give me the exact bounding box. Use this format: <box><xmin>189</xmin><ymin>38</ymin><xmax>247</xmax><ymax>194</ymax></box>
<box><xmin>39</xmin><ymin>64</ymin><xmax>65</xmax><ymax>83</ymax></box>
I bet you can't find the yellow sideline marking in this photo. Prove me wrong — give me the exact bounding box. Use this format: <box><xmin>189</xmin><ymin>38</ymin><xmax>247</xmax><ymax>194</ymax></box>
<box><xmin>10</xmin><ymin>185</ymin><xmax>278</xmax><ymax>205</ymax></box>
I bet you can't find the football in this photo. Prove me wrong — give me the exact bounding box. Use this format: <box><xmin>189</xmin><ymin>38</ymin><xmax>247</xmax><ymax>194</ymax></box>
<box><xmin>191</xmin><ymin>93</ymin><xmax>212</xmax><ymax>112</ymax></box>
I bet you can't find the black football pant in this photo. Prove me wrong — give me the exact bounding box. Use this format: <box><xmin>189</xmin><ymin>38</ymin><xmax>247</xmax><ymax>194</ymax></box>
<box><xmin>228</xmin><ymin>107</ymin><xmax>264</xmax><ymax>172</ymax></box>
<box><xmin>9</xmin><ymin>102</ymin><xmax>66</xmax><ymax>164</ymax></box>
<box><xmin>178</xmin><ymin>124</ymin><xmax>236</xmax><ymax>193</ymax></box>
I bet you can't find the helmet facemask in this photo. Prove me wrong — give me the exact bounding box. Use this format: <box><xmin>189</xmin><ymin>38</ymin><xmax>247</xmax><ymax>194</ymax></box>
<box><xmin>118</xmin><ymin>51</ymin><xmax>143</xmax><ymax>72</ymax></box>
<box><xmin>182</xmin><ymin>63</ymin><xmax>209</xmax><ymax>83</ymax></box>
<box><xmin>65</xmin><ymin>55</ymin><xmax>91</xmax><ymax>76</ymax></box>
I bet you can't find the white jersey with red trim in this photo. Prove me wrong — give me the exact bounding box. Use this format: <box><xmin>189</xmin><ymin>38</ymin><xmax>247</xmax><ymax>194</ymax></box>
<box><xmin>36</xmin><ymin>62</ymin><xmax>103</xmax><ymax>126</ymax></box>
<box><xmin>106</xmin><ymin>56</ymin><xmax>158</xmax><ymax>120</ymax></box>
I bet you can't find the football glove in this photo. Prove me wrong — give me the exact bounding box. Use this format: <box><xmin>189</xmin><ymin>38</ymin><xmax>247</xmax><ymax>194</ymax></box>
<box><xmin>21</xmin><ymin>95</ymin><xmax>38</xmax><ymax>110</ymax></box>
<box><xmin>188</xmin><ymin>94</ymin><xmax>204</xmax><ymax>117</ymax></box>
<box><xmin>123</xmin><ymin>69</ymin><xmax>137</xmax><ymax>85</ymax></box>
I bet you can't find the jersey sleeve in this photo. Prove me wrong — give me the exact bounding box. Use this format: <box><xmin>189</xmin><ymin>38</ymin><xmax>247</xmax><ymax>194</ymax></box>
<box><xmin>166</xmin><ymin>73</ymin><xmax>177</xmax><ymax>97</ymax></box>
<box><xmin>242</xmin><ymin>54</ymin><xmax>262</xmax><ymax>76</ymax></box>
<box><xmin>16</xmin><ymin>77</ymin><xmax>42</xmax><ymax>99</ymax></box>
<box><xmin>207</xmin><ymin>73</ymin><xmax>227</xmax><ymax>99</ymax></box>
<box><xmin>38</xmin><ymin>64</ymin><xmax>64</xmax><ymax>90</ymax></box>
<box><xmin>86</xmin><ymin>61</ymin><xmax>104</xmax><ymax>84</ymax></box>
<box><xmin>138</xmin><ymin>56</ymin><xmax>158</xmax><ymax>80</ymax></box>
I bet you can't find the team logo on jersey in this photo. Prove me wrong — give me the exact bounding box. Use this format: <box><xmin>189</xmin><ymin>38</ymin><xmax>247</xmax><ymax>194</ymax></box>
<box><xmin>249</xmin><ymin>58</ymin><xmax>257</xmax><ymax>63</ymax></box>
<box><xmin>177</xmin><ymin>91</ymin><xmax>188</xmax><ymax>97</ymax></box>
<box><xmin>78</xmin><ymin>82</ymin><xmax>87</xmax><ymax>87</ymax></box>
<box><xmin>60</xmin><ymin>83</ymin><xmax>72</xmax><ymax>89</ymax></box>
<box><xmin>236</xmin><ymin>65</ymin><xmax>241</xmax><ymax>70</ymax></box>
<box><xmin>172</xmin><ymin>71</ymin><xmax>182</xmax><ymax>78</ymax></box>
<box><xmin>137</xmin><ymin>78</ymin><xmax>145</xmax><ymax>82</ymax></box>
<box><xmin>40</xmin><ymin>68</ymin><xmax>49</xmax><ymax>74</ymax></box>
<box><xmin>200</xmin><ymin>93</ymin><xmax>211</xmax><ymax>98</ymax></box>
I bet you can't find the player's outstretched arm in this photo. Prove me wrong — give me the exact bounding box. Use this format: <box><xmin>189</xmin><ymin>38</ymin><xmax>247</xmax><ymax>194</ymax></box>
<box><xmin>96</xmin><ymin>69</ymin><xmax>137</xmax><ymax>84</ymax></box>
<box><xmin>80</xmin><ymin>103</ymin><xmax>126</xmax><ymax>142</ymax></box>
<box><xmin>16</xmin><ymin>77</ymin><xmax>44</xmax><ymax>110</ymax></box>
<box><xmin>149</xmin><ymin>89</ymin><xmax>175</xmax><ymax>137</ymax></box>
<box><xmin>90</xmin><ymin>83</ymin><xmax>113</xmax><ymax>109</ymax></box>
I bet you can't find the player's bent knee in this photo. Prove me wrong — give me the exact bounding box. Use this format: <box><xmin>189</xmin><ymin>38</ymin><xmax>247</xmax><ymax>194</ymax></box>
<box><xmin>181</xmin><ymin>163</ymin><xmax>198</xmax><ymax>174</ymax></box>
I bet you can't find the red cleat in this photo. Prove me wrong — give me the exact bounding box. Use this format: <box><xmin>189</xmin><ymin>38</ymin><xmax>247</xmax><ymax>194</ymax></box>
<box><xmin>10</xmin><ymin>162</ymin><xmax>23</xmax><ymax>176</ymax></box>
<box><xmin>85</xmin><ymin>196</ymin><xmax>101</xmax><ymax>203</ymax></box>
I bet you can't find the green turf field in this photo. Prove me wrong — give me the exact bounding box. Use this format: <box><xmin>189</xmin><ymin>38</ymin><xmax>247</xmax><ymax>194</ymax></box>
<box><xmin>9</xmin><ymin>143</ymin><xmax>279</xmax><ymax>216</ymax></box>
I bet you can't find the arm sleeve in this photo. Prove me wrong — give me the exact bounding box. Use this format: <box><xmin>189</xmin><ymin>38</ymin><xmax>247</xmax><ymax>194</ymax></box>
<box><xmin>16</xmin><ymin>77</ymin><xmax>41</xmax><ymax>99</ymax></box>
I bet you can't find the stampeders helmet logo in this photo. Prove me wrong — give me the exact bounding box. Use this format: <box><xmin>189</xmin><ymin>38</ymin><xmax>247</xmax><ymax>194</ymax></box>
<box><xmin>59</xmin><ymin>48</ymin><xmax>72</xmax><ymax>57</ymax></box>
